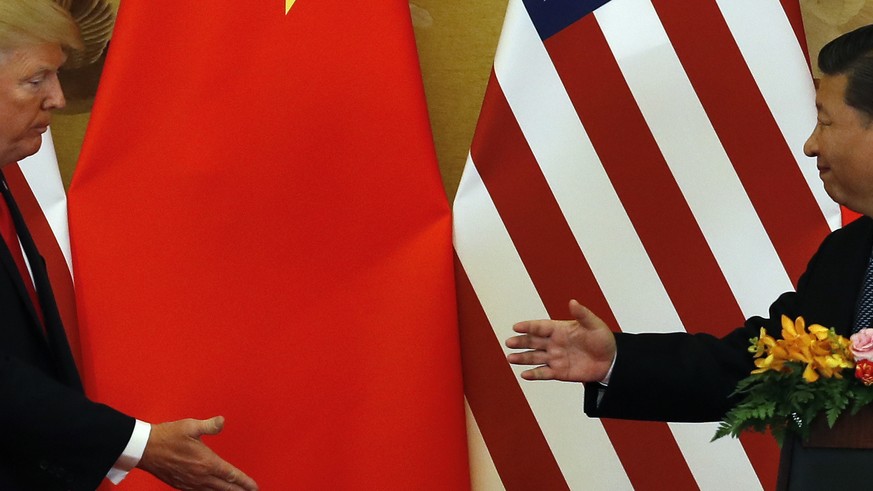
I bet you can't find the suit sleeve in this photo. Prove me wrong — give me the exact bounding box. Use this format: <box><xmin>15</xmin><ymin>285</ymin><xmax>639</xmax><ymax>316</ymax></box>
<box><xmin>581</xmin><ymin>222</ymin><xmax>846</xmax><ymax>422</ymax></box>
<box><xmin>0</xmin><ymin>353</ymin><xmax>135</xmax><ymax>491</ymax></box>
<box><xmin>583</xmin><ymin>290</ymin><xmax>798</xmax><ymax>422</ymax></box>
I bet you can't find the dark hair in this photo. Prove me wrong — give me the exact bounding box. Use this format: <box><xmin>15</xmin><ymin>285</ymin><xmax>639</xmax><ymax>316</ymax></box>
<box><xmin>818</xmin><ymin>24</ymin><xmax>873</xmax><ymax>118</ymax></box>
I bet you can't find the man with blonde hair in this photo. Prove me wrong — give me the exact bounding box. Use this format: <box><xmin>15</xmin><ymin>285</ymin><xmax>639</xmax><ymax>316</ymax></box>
<box><xmin>0</xmin><ymin>1</ymin><xmax>257</xmax><ymax>489</ymax></box>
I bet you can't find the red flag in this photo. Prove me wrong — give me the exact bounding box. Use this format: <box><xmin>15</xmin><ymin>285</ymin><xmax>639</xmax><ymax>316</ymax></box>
<box><xmin>455</xmin><ymin>0</ymin><xmax>839</xmax><ymax>489</ymax></box>
<box><xmin>69</xmin><ymin>1</ymin><xmax>469</xmax><ymax>489</ymax></box>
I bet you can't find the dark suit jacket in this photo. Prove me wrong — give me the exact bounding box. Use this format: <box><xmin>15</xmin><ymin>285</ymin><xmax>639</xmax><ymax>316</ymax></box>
<box><xmin>583</xmin><ymin>215</ymin><xmax>873</xmax><ymax>489</ymax></box>
<box><xmin>0</xmin><ymin>177</ymin><xmax>134</xmax><ymax>490</ymax></box>
<box><xmin>584</xmin><ymin>215</ymin><xmax>872</xmax><ymax>420</ymax></box>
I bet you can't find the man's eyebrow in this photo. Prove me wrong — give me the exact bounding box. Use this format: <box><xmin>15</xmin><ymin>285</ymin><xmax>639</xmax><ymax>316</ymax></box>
<box><xmin>24</xmin><ymin>65</ymin><xmax>61</xmax><ymax>77</ymax></box>
<box><xmin>19</xmin><ymin>68</ymin><xmax>49</xmax><ymax>81</ymax></box>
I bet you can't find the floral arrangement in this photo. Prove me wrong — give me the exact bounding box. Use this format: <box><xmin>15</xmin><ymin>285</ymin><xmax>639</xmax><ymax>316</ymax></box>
<box><xmin>713</xmin><ymin>315</ymin><xmax>873</xmax><ymax>445</ymax></box>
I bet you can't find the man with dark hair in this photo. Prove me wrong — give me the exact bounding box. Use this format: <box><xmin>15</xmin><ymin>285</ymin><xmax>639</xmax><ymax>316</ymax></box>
<box><xmin>506</xmin><ymin>24</ymin><xmax>873</xmax><ymax>489</ymax></box>
<box><xmin>819</xmin><ymin>25</ymin><xmax>873</xmax><ymax>119</ymax></box>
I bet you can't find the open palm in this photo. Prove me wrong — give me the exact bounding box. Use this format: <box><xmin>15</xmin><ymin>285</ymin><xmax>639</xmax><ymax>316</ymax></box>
<box><xmin>506</xmin><ymin>300</ymin><xmax>616</xmax><ymax>383</ymax></box>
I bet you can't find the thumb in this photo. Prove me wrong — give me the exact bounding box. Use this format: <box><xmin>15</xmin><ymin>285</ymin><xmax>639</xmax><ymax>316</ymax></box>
<box><xmin>198</xmin><ymin>416</ymin><xmax>225</xmax><ymax>436</ymax></box>
<box><xmin>568</xmin><ymin>300</ymin><xmax>596</xmax><ymax>328</ymax></box>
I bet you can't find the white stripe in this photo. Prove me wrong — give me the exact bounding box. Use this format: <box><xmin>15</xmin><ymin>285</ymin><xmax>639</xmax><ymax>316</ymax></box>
<box><xmin>496</xmin><ymin>0</ymin><xmax>680</xmax><ymax>334</ymax></box>
<box><xmin>669</xmin><ymin>422</ymin><xmax>763</xmax><ymax>491</ymax></box>
<box><xmin>18</xmin><ymin>129</ymin><xmax>73</xmax><ymax>272</ymax></box>
<box><xmin>465</xmin><ymin>400</ymin><xmax>505</xmax><ymax>491</ymax></box>
<box><xmin>716</xmin><ymin>0</ymin><xmax>841</xmax><ymax>230</ymax></box>
<box><xmin>496</xmin><ymin>1</ymin><xmax>762</xmax><ymax>488</ymax></box>
<box><xmin>454</xmin><ymin>156</ymin><xmax>632</xmax><ymax>490</ymax></box>
<box><xmin>596</xmin><ymin>0</ymin><xmax>794</xmax><ymax>319</ymax></box>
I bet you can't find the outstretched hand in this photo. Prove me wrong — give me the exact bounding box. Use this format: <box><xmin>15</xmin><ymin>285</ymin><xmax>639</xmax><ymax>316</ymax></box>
<box><xmin>137</xmin><ymin>416</ymin><xmax>258</xmax><ymax>491</ymax></box>
<box><xmin>506</xmin><ymin>300</ymin><xmax>616</xmax><ymax>383</ymax></box>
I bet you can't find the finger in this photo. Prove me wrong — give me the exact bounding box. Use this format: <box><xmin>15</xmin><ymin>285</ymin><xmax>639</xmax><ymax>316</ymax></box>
<box><xmin>201</xmin><ymin>474</ymin><xmax>258</xmax><ymax>491</ymax></box>
<box><xmin>513</xmin><ymin>319</ymin><xmax>558</xmax><ymax>335</ymax></box>
<box><xmin>200</xmin><ymin>474</ymin><xmax>251</xmax><ymax>491</ymax></box>
<box><xmin>507</xmin><ymin>334</ymin><xmax>555</xmax><ymax>351</ymax></box>
<box><xmin>505</xmin><ymin>334</ymin><xmax>526</xmax><ymax>349</ymax></box>
<box><xmin>215</xmin><ymin>464</ymin><xmax>258</xmax><ymax>491</ymax></box>
<box><xmin>520</xmin><ymin>366</ymin><xmax>555</xmax><ymax>381</ymax></box>
<box><xmin>513</xmin><ymin>319</ymin><xmax>555</xmax><ymax>336</ymax></box>
<box><xmin>512</xmin><ymin>320</ymin><xmax>532</xmax><ymax>334</ymax></box>
<box><xmin>507</xmin><ymin>350</ymin><xmax>550</xmax><ymax>366</ymax></box>
<box><xmin>505</xmin><ymin>333</ymin><xmax>536</xmax><ymax>349</ymax></box>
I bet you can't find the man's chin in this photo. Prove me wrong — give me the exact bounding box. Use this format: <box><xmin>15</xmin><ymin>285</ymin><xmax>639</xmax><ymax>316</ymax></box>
<box><xmin>821</xmin><ymin>182</ymin><xmax>841</xmax><ymax>205</ymax></box>
<box><xmin>828</xmin><ymin>192</ymin><xmax>868</xmax><ymax>217</ymax></box>
<box><xmin>5</xmin><ymin>139</ymin><xmax>43</xmax><ymax>164</ymax></box>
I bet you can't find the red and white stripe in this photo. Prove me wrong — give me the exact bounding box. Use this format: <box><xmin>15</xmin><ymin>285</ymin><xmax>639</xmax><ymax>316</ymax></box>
<box><xmin>454</xmin><ymin>0</ymin><xmax>839</xmax><ymax>489</ymax></box>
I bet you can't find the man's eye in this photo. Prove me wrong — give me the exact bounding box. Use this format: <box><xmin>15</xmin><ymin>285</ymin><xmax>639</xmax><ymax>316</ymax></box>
<box><xmin>25</xmin><ymin>75</ymin><xmax>46</xmax><ymax>87</ymax></box>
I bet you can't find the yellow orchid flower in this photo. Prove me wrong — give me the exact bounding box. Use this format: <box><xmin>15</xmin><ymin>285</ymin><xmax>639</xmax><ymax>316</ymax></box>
<box><xmin>810</xmin><ymin>341</ymin><xmax>831</xmax><ymax>356</ymax></box>
<box><xmin>771</xmin><ymin>344</ymin><xmax>788</xmax><ymax>360</ymax></box>
<box><xmin>747</xmin><ymin>317</ymin><xmax>854</xmax><ymax>380</ymax></box>
<box><xmin>824</xmin><ymin>354</ymin><xmax>853</xmax><ymax>370</ymax></box>
<box><xmin>787</xmin><ymin>345</ymin><xmax>810</xmax><ymax>364</ymax></box>
<box><xmin>752</xmin><ymin>354</ymin><xmax>784</xmax><ymax>374</ymax></box>
<box><xmin>781</xmin><ymin>315</ymin><xmax>798</xmax><ymax>339</ymax></box>
<box><xmin>808</xmin><ymin>324</ymin><xmax>830</xmax><ymax>341</ymax></box>
<box><xmin>803</xmin><ymin>363</ymin><xmax>820</xmax><ymax>383</ymax></box>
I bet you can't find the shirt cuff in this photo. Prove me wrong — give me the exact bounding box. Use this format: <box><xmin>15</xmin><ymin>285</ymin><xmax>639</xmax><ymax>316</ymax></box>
<box><xmin>107</xmin><ymin>419</ymin><xmax>151</xmax><ymax>484</ymax></box>
<box><xmin>599</xmin><ymin>351</ymin><xmax>617</xmax><ymax>385</ymax></box>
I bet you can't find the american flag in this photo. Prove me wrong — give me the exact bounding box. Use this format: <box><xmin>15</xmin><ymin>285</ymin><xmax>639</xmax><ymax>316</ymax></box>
<box><xmin>453</xmin><ymin>0</ymin><xmax>841</xmax><ymax>489</ymax></box>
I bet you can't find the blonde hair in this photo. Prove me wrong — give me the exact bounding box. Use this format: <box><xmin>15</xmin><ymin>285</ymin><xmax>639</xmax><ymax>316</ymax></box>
<box><xmin>0</xmin><ymin>0</ymin><xmax>82</xmax><ymax>54</ymax></box>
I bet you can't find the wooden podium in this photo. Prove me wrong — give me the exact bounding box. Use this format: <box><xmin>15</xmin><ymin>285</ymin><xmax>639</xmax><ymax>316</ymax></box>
<box><xmin>805</xmin><ymin>404</ymin><xmax>873</xmax><ymax>448</ymax></box>
<box><xmin>777</xmin><ymin>405</ymin><xmax>873</xmax><ymax>490</ymax></box>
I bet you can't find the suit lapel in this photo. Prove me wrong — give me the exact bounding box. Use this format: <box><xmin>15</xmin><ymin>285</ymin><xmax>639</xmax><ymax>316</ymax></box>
<box><xmin>0</xmin><ymin>173</ymin><xmax>82</xmax><ymax>391</ymax></box>
<box><xmin>0</xmin><ymin>179</ymin><xmax>46</xmax><ymax>336</ymax></box>
<box><xmin>840</xmin><ymin>218</ymin><xmax>873</xmax><ymax>335</ymax></box>
<box><xmin>813</xmin><ymin>216</ymin><xmax>873</xmax><ymax>337</ymax></box>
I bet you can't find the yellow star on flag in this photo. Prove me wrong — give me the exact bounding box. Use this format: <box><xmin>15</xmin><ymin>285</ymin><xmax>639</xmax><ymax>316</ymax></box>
<box><xmin>286</xmin><ymin>0</ymin><xmax>296</xmax><ymax>14</ymax></box>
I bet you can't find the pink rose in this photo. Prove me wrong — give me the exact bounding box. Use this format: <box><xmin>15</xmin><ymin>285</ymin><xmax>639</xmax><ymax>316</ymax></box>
<box><xmin>857</xmin><ymin>360</ymin><xmax>873</xmax><ymax>386</ymax></box>
<box><xmin>851</xmin><ymin>328</ymin><xmax>873</xmax><ymax>362</ymax></box>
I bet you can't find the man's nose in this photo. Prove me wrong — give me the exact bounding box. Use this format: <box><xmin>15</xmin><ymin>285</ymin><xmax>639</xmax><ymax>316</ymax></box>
<box><xmin>803</xmin><ymin>129</ymin><xmax>818</xmax><ymax>157</ymax></box>
<box><xmin>42</xmin><ymin>75</ymin><xmax>66</xmax><ymax>110</ymax></box>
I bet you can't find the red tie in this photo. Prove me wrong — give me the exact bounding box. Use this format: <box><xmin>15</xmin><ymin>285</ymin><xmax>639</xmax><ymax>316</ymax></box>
<box><xmin>0</xmin><ymin>190</ymin><xmax>44</xmax><ymax>326</ymax></box>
